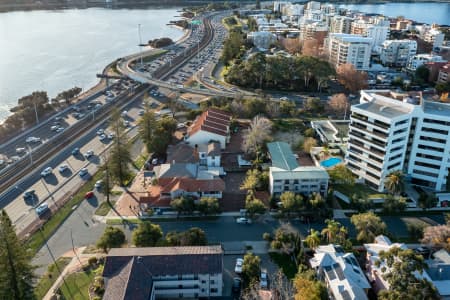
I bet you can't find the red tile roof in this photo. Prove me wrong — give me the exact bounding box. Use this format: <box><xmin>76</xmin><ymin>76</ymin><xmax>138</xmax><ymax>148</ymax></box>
<box><xmin>188</xmin><ymin>108</ymin><xmax>231</xmax><ymax>137</ymax></box>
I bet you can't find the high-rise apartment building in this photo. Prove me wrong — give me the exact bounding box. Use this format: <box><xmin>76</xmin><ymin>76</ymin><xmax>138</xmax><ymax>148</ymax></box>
<box><xmin>346</xmin><ymin>90</ymin><xmax>450</xmax><ymax>192</ymax></box>
<box><xmin>380</xmin><ymin>40</ymin><xmax>417</xmax><ymax>67</ymax></box>
<box><xmin>329</xmin><ymin>16</ymin><xmax>353</xmax><ymax>34</ymax></box>
<box><xmin>325</xmin><ymin>33</ymin><xmax>372</xmax><ymax>70</ymax></box>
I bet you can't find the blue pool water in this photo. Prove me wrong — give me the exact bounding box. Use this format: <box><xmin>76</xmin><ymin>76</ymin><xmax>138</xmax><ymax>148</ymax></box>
<box><xmin>320</xmin><ymin>157</ymin><xmax>343</xmax><ymax>168</ymax></box>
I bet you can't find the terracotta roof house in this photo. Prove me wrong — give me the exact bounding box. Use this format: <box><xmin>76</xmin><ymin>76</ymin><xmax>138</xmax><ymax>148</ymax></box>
<box><xmin>102</xmin><ymin>246</ymin><xmax>224</xmax><ymax>300</ymax></box>
<box><xmin>185</xmin><ymin>108</ymin><xmax>232</xmax><ymax>149</ymax></box>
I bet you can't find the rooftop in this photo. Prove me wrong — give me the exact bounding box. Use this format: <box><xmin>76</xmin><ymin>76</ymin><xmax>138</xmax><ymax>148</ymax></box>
<box><xmin>423</xmin><ymin>101</ymin><xmax>450</xmax><ymax>117</ymax></box>
<box><xmin>355</xmin><ymin>98</ymin><xmax>413</xmax><ymax>119</ymax></box>
<box><xmin>270</xmin><ymin>166</ymin><xmax>329</xmax><ymax>180</ymax></box>
<box><xmin>187</xmin><ymin>108</ymin><xmax>231</xmax><ymax>138</ymax></box>
<box><xmin>267</xmin><ymin>141</ymin><xmax>299</xmax><ymax>171</ymax></box>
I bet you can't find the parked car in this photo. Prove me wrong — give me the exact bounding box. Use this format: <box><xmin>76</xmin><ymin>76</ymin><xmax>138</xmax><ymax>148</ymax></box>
<box><xmin>41</xmin><ymin>167</ymin><xmax>53</xmax><ymax>177</ymax></box>
<box><xmin>96</xmin><ymin>129</ymin><xmax>104</xmax><ymax>135</ymax></box>
<box><xmin>35</xmin><ymin>203</ymin><xmax>49</xmax><ymax>216</ymax></box>
<box><xmin>236</xmin><ymin>217</ymin><xmax>251</xmax><ymax>224</ymax></box>
<box><xmin>84</xmin><ymin>150</ymin><xmax>94</xmax><ymax>159</ymax></box>
<box><xmin>107</xmin><ymin>133</ymin><xmax>115</xmax><ymax>139</ymax></box>
<box><xmin>79</xmin><ymin>168</ymin><xmax>88</xmax><ymax>177</ymax></box>
<box><xmin>234</xmin><ymin>258</ymin><xmax>243</xmax><ymax>274</ymax></box>
<box><xmin>72</xmin><ymin>148</ymin><xmax>80</xmax><ymax>155</ymax></box>
<box><xmin>58</xmin><ymin>164</ymin><xmax>69</xmax><ymax>173</ymax></box>
<box><xmin>99</xmin><ymin>134</ymin><xmax>107</xmax><ymax>141</ymax></box>
<box><xmin>84</xmin><ymin>191</ymin><xmax>94</xmax><ymax>199</ymax></box>
<box><xmin>260</xmin><ymin>270</ymin><xmax>268</xmax><ymax>289</ymax></box>
<box><xmin>94</xmin><ymin>180</ymin><xmax>103</xmax><ymax>189</ymax></box>
<box><xmin>232</xmin><ymin>277</ymin><xmax>241</xmax><ymax>293</ymax></box>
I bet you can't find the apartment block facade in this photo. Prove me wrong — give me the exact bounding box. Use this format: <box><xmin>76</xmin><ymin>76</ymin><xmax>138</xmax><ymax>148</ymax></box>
<box><xmin>325</xmin><ymin>33</ymin><xmax>372</xmax><ymax>70</ymax></box>
<box><xmin>380</xmin><ymin>40</ymin><xmax>417</xmax><ymax>67</ymax></box>
<box><xmin>346</xmin><ymin>90</ymin><xmax>450</xmax><ymax>193</ymax></box>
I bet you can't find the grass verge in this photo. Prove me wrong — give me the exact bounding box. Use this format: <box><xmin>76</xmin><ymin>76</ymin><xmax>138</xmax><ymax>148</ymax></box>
<box><xmin>133</xmin><ymin>154</ymin><xmax>148</xmax><ymax>170</ymax></box>
<box><xmin>268</xmin><ymin>252</ymin><xmax>297</xmax><ymax>279</ymax></box>
<box><xmin>94</xmin><ymin>201</ymin><xmax>116</xmax><ymax>216</ymax></box>
<box><xmin>59</xmin><ymin>269</ymin><xmax>96</xmax><ymax>300</ymax></box>
<box><xmin>26</xmin><ymin>171</ymin><xmax>103</xmax><ymax>256</ymax></box>
<box><xmin>34</xmin><ymin>257</ymin><xmax>72</xmax><ymax>299</ymax></box>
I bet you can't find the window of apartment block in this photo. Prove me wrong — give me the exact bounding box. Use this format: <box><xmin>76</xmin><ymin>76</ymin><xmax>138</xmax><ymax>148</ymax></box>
<box><xmin>210</xmin><ymin>280</ymin><xmax>215</xmax><ymax>284</ymax></box>
<box><xmin>210</xmin><ymin>288</ymin><xmax>218</xmax><ymax>293</ymax></box>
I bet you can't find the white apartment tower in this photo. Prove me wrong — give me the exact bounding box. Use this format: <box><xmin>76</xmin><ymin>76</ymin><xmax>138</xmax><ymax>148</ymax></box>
<box><xmin>380</xmin><ymin>40</ymin><xmax>417</xmax><ymax>67</ymax></box>
<box><xmin>329</xmin><ymin>16</ymin><xmax>353</xmax><ymax>34</ymax></box>
<box><xmin>325</xmin><ymin>33</ymin><xmax>372</xmax><ymax>70</ymax></box>
<box><xmin>346</xmin><ymin>90</ymin><xmax>450</xmax><ymax>192</ymax></box>
<box><xmin>351</xmin><ymin>20</ymin><xmax>390</xmax><ymax>50</ymax></box>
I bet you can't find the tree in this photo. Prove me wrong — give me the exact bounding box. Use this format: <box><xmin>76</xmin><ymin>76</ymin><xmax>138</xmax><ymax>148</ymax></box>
<box><xmin>166</xmin><ymin>227</ymin><xmax>207</xmax><ymax>246</ymax></box>
<box><xmin>242</xmin><ymin>115</ymin><xmax>272</xmax><ymax>157</ymax></box>
<box><xmin>415</xmin><ymin>65</ymin><xmax>430</xmax><ymax>84</ymax></box>
<box><xmin>350</xmin><ymin>194</ymin><xmax>373</xmax><ymax>212</ymax></box>
<box><xmin>301</xmin><ymin>39</ymin><xmax>319</xmax><ymax>57</ymax></box>
<box><xmin>271</xmin><ymin>224</ymin><xmax>301</xmax><ymax>258</ymax></box>
<box><xmin>242</xmin><ymin>253</ymin><xmax>261</xmax><ymax>285</ymax></box>
<box><xmin>280</xmin><ymin>191</ymin><xmax>304</xmax><ymax>217</ymax></box>
<box><xmin>96</xmin><ymin>226</ymin><xmax>126</xmax><ymax>252</ymax></box>
<box><xmin>132</xmin><ymin>222</ymin><xmax>163</xmax><ymax>247</ymax></box>
<box><xmin>384</xmin><ymin>170</ymin><xmax>404</xmax><ymax>195</ymax></box>
<box><xmin>245</xmin><ymin>197</ymin><xmax>267</xmax><ymax>218</ymax></box>
<box><xmin>305</xmin><ymin>229</ymin><xmax>321</xmax><ymax>250</ymax></box>
<box><xmin>197</xmin><ymin>197</ymin><xmax>220</xmax><ymax>215</ymax></box>
<box><xmin>0</xmin><ymin>210</ymin><xmax>36</xmax><ymax>299</ymax></box>
<box><xmin>294</xmin><ymin>270</ymin><xmax>328</xmax><ymax>300</ymax></box>
<box><xmin>240</xmin><ymin>169</ymin><xmax>261</xmax><ymax>192</ymax></box>
<box><xmin>328</xmin><ymin>165</ymin><xmax>354</xmax><ymax>184</ymax></box>
<box><xmin>418</xmin><ymin>193</ymin><xmax>438</xmax><ymax>210</ymax></box>
<box><xmin>421</xmin><ymin>224</ymin><xmax>450</xmax><ymax>251</ymax></box>
<box><xmin>171</xmin><ymin>196</ymin><xmax>196</xmax><ymax>216</ymax></box>
<box><xmin>376</xmin><ymin>247</ymin><xmax>439</xmax><ymax>300</ymax></box>
<box><xmin>328</xmin><ymin>93</ymin><xmax>349</xmax><ymax>117</ymax></box>
<box><xmin>336</xmin><ymin>63</ymin><xmax>368</xmax><ymax>93</ymax></box>
<box><xmin>351</xmin><ymin>212</ymin><xmax>387</xmax><ymax>243</ymax></box>
<box><xmin>302</xmin><ymin>137</ymin><xmax>317</xmax><ymax>153</ymax></box>
<box><xmin>109</xmin><ymin>109</ymin><xmax>132</xmax><ymax>185</ymax></box>
<box><xmin>321</xmin><ymin>219</ymin><xmax>346</xmax><ymax>244</ymax></box>
<box><xmin>407</xmin><ymin>222</ymin><xmax>426</xmax><ymax>241</ymax></box>
<box><xmin>138</xmin><ymin>109</ymin><xmax>157</xmax><ymax>153</ymax></box>
<box><xmin>382</xmin><ymin>195</ymin><xmax>407</xmax><ymax>214</ymax></box>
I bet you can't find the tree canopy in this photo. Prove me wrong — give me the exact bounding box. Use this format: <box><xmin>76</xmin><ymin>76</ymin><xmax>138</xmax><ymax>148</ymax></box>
<box><xmin>351</xmin><ymin>212</ymin><xmax>387</xmax><ymax>243</ymax></box>
<box><xmin>132</xmin><ymin>222</ymin><xmax>163</xmax><ymax>247</ymax></box>
<box><xmin>97</xmin><ymin>226</ymin><xmax>126</xmax><ymax>252</ymax></box>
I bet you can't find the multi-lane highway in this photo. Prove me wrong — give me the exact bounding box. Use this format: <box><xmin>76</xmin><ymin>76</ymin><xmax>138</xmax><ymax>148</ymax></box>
<box><xmin>0</xmin><ymin>11</ymin><xmax>239</xmax><ymax>237</ymax></box>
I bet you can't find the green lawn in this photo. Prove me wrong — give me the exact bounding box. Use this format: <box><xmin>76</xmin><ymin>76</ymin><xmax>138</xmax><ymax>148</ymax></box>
<box><xmin>34</xmin><ymin>257</ymin><xmax>72</xmax><ymax>299</ymax></box>
<box><xmin>94</xmin><ymin>201</ymin><xmax>116</xmax><ymax>216</ymax></box>
<box><xmin>59</xmin><ymin>269</ymin><xmax>95</xmax><ymax>300</ymax></box>
<box><xmin>273</xmin><ymin>118</ymin><xmax>306</xmax><ymax>132</ymax></box>
<box><xmin>268</xmin><ymin>252</ymin><xmax>297</xmax><ymax>279</ymax></box>
<box><xmin>26</xmin><ymin>171</ymin><xmax>104</xmax><ymax>256</ymax></box>
<box><xmin>333</xmin><ymin>183</ymin><xmax>385</xmax><ymax>199</ymax></box>
<box><xmin>133</xmin><ymin>154</ymin><xmax>148</xmax><ymax>170</ymax></box>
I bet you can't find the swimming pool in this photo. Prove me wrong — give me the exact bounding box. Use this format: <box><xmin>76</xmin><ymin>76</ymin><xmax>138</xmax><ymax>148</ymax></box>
<box><xmin>320</xmin><ymin>157</ymin><xmax>343</xmax><ymax>168</ymax></box>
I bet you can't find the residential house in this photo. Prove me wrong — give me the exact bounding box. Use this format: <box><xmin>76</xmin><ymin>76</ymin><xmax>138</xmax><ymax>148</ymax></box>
<box><xmin>267</xmin><ymin>141</ymin><xmax>329</xmax><ymax>197</ymax></box>
<box><xmin>310</xmin><ymin>244</ymin><xmax>371</xmax><ymax>300</ymax></box>
<box><xmin>185</xmin><ymin>108</ymin><xmax>231</xmax><ymax>150</ymax></box>
<box><xmin>167</xmin><ymin>141</ymin><xmax>221</xmax><ymax>168</ymax></box>
<box><xmin>102</xmin><ymin>246</ymin><xmax>224</xmax><ymax>300</ymax></box>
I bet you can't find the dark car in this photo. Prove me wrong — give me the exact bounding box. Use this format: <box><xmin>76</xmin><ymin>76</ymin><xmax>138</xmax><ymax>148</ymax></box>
<box><xmin>72</xmin><ymin>148</ymin><xmax>80</xmax><ymax>155</ymax></box>
<box><xmin>232</xmin><ymin>277</ymin><xmax>241</xmax><ymax>293</ymax></box>
<box><xmin>23</xmin><ymin>189</ymin><xmax>35</xmax><ymax>200</ymax></box>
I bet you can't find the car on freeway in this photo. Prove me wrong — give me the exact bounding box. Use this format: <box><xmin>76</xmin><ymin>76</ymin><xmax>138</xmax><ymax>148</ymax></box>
<box><xmin>35</xmin><ymin>202</ymin><xmax>49</xmax><ymax>216</ymax></box>
<box><xmin>79</xmin><ymin>168</ymin><xmax>88</xmax><ymax>177</ymax></box>
<box><xmin>58</xmin><ymin>164</ymin><xmax>69</xmax><ymax>173</ymax></box>
<box><xmin>23</xmin><ymin>190</ymin><xmax>35</xmax><ymax>200</ymax></box>
<box><xmin>54</xmin><ymin>116</ymin><xmax>62</xmax><ymax>121</ymax></box>
<box><xmin>260</xmin><ymin>270</ymin><xmax>268</xmax><ymax>289</ymax></box>
<box><xmin>56</xmin><ymin>127</ymin><xmax>65</xmax><ymax>133</ymax></box>
<box><xmin>97</xmin><ymin>129</ymin><xmax>104</xmax><ymax>135</ymax></box>
<box><xmin>234</xmin><ymin>258</ymin><xmax>244</xmax><ymax>274</ymax></box>
<box><xmin>84</xmin><ymin>150</ymin><xmax>94</xmax><ymax>159</ymax></box>
<box><xmin>16</xmin><ymin>147</ymin><xmax>26</xmax><ymax>154</ymax></box>
<box><xmin>232</xmin><ymin>277</ymin><xmax>241</xmax><ymax>294</ymax></box>
<box><xmin>72</xmin><ymin>148</ymin><xmax>80</xmax><ymax>155</ymax></box>
<box><xmin>236</xmin><ymin>217</ymin><xmax>251</xmax><ymax>224</ymax></box>
<box><xmin>94</xmin><ymin>180</ymin><xmax>103</xmax><ymax>189</ymax></box>
<box><xmin>51</xmin><ymin>125</ymin><xmax>59</xmax><ymax>131</ymax></box>
<box><xmin>41</xmin><ymin>167</ymin><xmax>53</xmax><ymax>177</ymax></box>
<box><xmin>99</xmin><ymin>134</ymin><xmax>107</xmax><ymax>141</ymax></box>
<box><xmin>84</xmin><ymin>191</ymin><xmax>94</xmax><ymax>199</ymax></box>
<box><xmin>26</xmin><ymin>136</ymin><xmax>41</xmax><ymax>143</ymax></box>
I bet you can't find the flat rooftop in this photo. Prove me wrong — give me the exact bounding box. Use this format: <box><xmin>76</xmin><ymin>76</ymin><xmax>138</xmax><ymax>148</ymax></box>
<box><xmin>355</xmin><ymin>99</ymin><xmax>412</xmax><ymax>119</ymax></box>
<box><xmin>423</xmin><ymin>101</ymin><xmax>450</xmax><ymax>117</ymax></box>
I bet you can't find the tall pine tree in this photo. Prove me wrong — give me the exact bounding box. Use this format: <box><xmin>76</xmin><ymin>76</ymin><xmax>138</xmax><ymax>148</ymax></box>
<box><xmin>0</xmin><ymin>210</ymin><xmax>36</xmax><ymax>299</ymax></box>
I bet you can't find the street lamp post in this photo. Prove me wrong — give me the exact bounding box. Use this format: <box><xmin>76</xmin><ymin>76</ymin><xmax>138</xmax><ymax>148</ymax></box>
<box><xmin>27</xmin><ymin>145</ymin><xmax>33</xmax><ymax>165</ymax></box>
<box><xmin>138</xmin><ymin>24</ymin><xmax>144</xmax><ymax>68</ymax></box>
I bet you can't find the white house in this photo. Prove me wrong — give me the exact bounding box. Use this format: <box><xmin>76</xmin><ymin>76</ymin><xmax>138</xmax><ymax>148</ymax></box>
<box><xmin>197</xmin><ymin>142</ymin><xmax>221</xmax><ymax>167</ymax></box>
<box><xmin>185</xmin><ymin>108</ymin><xmax>231</xmax><ymax>150</ymax></box>
<box><xmin>310</xmin><ymin>244</ymin><xmax>371</xmax><ymax>300</ymax></box>
<box><xmin>102</xmin><ymin>246</ymin><xmax>224</xmax><ymax>300</ymax></box>
<box><xmin>267</xmin><ymin>142</ymin><xmax>329</xmax><ymax>197</ymax></box>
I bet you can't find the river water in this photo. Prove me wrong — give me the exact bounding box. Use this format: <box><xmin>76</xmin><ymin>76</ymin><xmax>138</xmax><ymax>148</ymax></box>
<box><xmin>0</xmin><ymin>8</ymin><xmax>183</xmax><ymax>121</ymax></box>
<box><xmin>339</xmin><ymin>2</ymin><xmax>450</xmax><ymax>26</ymax></box>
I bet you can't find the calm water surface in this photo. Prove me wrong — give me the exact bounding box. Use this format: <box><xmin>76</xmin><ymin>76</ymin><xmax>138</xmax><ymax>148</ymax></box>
<box><xmin>339</xmin><ymin>2</ymin><xmax>450</xmax><ymax>26</ymax></box>
<box><xmin>0</xmin><ymin>8</ymin><xmax>182</xmax><ymax>121</ymax></box>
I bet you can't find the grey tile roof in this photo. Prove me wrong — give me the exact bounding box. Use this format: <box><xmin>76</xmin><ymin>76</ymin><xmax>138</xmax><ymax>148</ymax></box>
<box><xmin>267</xmin><ymin>141</ymin><xmax>299</xmax><ymax>171</ymax></box>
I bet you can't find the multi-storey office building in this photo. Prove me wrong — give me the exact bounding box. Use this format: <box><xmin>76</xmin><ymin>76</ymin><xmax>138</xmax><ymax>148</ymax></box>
<box><xmin>346</xmin><ymin>90</ymin><xmax>450</xmax><ymax>192</ymax></box>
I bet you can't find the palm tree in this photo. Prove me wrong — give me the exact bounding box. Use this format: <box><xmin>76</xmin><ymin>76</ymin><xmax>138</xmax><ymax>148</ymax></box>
<box><xmin>305</xmin><ymin>229</ymin><xmax>321</xmax><ymax>250</ymax></box>
<box><xmin>384</xmin><ymin>170</ymin><xmax>404</xmax><ymax>195</ymax></box>
<box><xmin>321</xmin><ymin>219</ymin><xmax>341</xmax><ymax>244</ymax></box>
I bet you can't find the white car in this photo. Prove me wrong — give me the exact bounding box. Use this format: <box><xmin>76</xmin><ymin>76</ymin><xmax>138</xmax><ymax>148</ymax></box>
<box><xmin>35</xmin><ymin>203</ymin><xmax>49</xmax><ymax>215</ymax></box>
<box><xmin>99</xmin><ymin>134</ymin><xmax>107</xmax><ymax>141</ymax></box>
<box><xmin>121</xmin><ymin>110</ymin><xmax>128</xmax><ymax>117</ymax></box>
<box><xmin>56</xmin><ymin>127</ymin><xmax>65</xmax><ymax>133</ymax></box>
<box><xmin>107</xmin><ymin>133</ymin><xmax>115</xmax><ymax>139</ymax></box>
<box><xmin>51</xmin><ymin>125</ymin><xmax>59</xmax><ymax>131</ymax></box>
<box><xmin>41</xmin><ymin>167</ymin><xmax>53</xmax><ymax>177</ymax></box>
<box><xmin>123</xmin><ymin>120</ymin><xmax>130</xmax><ymax>127</ymax></box>
<box><xmin>96</xmin><ymin>129</ymin><xmax>104</xmax><ymax>135</ymax></box>
<box><xmin>84</xmin><ymin>150</ymin><xmax>94</xmax><ymax>158</ymax></box>
<box><xmin>79</xmin><ymin>168</ymin><xmax>88</xmax><ymax>177</ymax></box>
<box><xmin>234</xmin><ymin>258</ymin><xmax>244</xmax><ymax>274</ymax></box>
<box><xmin>236</xmin><ymin>217</ymin><xmax>251</xmax><ymax>224</ymax></box>
<box><xmin>58</xmin><ymin>164</ymin><xmax>69</xmax><ymax>173</ymax></box>
<box><xmin>16</xmin><ymin>147</ymin><xmax>26</xmax><ymax>154</ymax></box>
<box><xmin>260</xmin><ymin>270</ymin><xmax>268</xmax><ymax>289</ymax></box>
<box><xmin>95</xmin><ymin>180</ymin><xmax>103</xmax><ymax>189</ymax></box>
<box><xmin>26</xmin><ymin>136</ymin><xmax>41</xmax><ymax>143</ymax></box>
